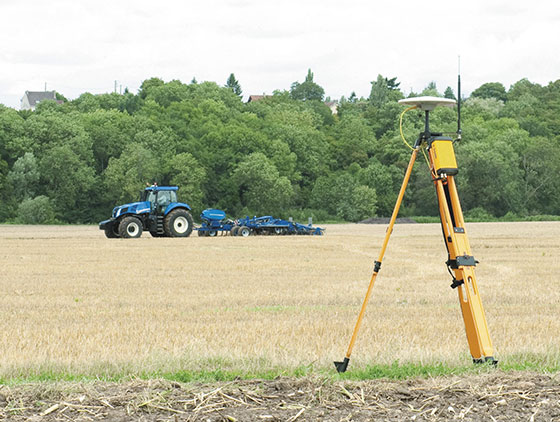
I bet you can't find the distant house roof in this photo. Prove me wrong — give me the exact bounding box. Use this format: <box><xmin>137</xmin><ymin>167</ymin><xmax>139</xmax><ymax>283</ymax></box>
<box><xmin>325</xmin><ymin>100</ymin><xmax>338</xmax><ymax>114</ymax></box>
<box><xmin>247</xmin><ymin>95</ymin><xmax>272</xmax><ymax>103</ymax></box>
<box><xmin>21</xmin><ymin>91</ymin><xmax>61</xmax><ymax>110</ymax></box>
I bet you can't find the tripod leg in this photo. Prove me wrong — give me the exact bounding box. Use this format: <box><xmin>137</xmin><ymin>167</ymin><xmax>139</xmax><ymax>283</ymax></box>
<box><xmin>433</xmin><ymin>176</ymin><xmax>495</xmax><ymax>362</ymax></box>
<box><xmin>427</xmin><ymin>137</ymin><xmax>495</xmax><ymax>363</ymax></box>
<box><xmin>335</xmin><ymin>149</ymin><xmax>418</xmax><ymax>373</ymax></box>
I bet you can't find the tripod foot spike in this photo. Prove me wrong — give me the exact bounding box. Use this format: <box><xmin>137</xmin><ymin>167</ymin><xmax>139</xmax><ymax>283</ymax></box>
<box><xmin>473</xmin><ymin>356</ymin><xmax>498</xmax><ymax>366</ymax></box>
<box><xmin>334</xmin><ymin>357</ymin><xmax>350</xmax><ymax>373</ymax></box>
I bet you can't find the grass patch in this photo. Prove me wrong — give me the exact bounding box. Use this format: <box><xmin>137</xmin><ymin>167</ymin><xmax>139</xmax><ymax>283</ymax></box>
<box><xmin>1</xmin><ymin>356</ymin><xmax>559</xmax><ymax>385</ymax></box>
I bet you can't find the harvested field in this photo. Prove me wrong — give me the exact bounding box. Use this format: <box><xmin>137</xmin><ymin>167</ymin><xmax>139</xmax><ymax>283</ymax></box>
<box><xmin>1</xmin><ymin>372</ymin><xmax>559</xmax><ymax>421</ymax></box>
<box><xmin>1</xmin><ymin>222</ymin><xmax>560</xmax><ymax>420</ymax></box>
<box><xmin>0</xmin><ymin>222</ymin><xmax>559</xmax><ymax>376</ymax></box>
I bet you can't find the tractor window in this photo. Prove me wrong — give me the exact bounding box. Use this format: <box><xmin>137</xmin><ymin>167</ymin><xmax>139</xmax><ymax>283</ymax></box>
<box><xmin>146</xmin><ymin>191</ymin><xmax>156</xmax><ymax>203</ymax></box>
<box><xmin>157</xmin><ymin>191</ymin><xmax>172</xmax><ymax>207</ymax></box>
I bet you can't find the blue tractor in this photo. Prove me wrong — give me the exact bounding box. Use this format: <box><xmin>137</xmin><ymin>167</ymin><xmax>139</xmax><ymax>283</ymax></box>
<box><xmin>99</xmin><ymin>186</ymin><xmax>193</xmax><ymax>238</ymax></box>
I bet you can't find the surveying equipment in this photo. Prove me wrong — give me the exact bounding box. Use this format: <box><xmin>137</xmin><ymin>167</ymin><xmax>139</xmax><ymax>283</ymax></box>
<box><xmin>334</xmin><ymin>95</ymin><xmax>496</xmax><ymax>373</ymax></box>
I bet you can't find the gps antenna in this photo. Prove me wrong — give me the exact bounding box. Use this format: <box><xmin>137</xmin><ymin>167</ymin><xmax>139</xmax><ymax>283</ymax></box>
<box><xmin>457</xmin><ymin>56</ymin><xmax>462</xmax><ymax>141</ymax></box>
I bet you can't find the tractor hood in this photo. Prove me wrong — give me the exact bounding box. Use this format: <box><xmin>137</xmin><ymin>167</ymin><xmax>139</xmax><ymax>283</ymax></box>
<box><xmin>112</xmin><ymin>201</ymin><xmax>151</xmax><ymax>218</ymax></box>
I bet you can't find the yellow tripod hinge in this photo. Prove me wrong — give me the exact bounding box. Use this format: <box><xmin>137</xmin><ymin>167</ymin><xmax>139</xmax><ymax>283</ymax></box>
<box><xmin>428</xmin><ymin>137</ymin><xmax>495</xmax><ymax>363</ymax></box>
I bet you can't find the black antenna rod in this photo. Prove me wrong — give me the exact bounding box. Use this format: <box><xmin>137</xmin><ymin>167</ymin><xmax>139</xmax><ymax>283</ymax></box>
<box><xmin>457</xmin><ymin>56</ymin><xmax>462</xmax><ymax>141</ymax></box>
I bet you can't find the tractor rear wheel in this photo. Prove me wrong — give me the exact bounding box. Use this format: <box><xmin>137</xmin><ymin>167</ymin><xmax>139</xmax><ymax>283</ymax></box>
<box><xmin>119</xmin><ymin>216</ymin><xmax>143</xmax><ymax>238</ymax></box>
<box><xmin>164</xmin><ymin>209</ymin><xmax>193</xmax><ymax>237</ymax></box>
<box><xmin>231</xmin><ymin>226</ymin><xmax>239</xmax><ymax>236</ymax></box>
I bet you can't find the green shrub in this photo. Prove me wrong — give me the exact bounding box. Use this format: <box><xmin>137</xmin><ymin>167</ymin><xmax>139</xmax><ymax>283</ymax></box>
<box><xmin>464</xmin><ymin>207</ymin><xmax>495</xmax><ymax>222</ymax></box>
<box><xmin>17</xmin><ymin>196</ymin><xmax>56</xmax><ymax>224</ymax></box>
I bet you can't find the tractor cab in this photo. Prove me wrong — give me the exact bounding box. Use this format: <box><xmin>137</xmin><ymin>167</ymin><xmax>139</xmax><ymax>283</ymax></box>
<box><xmin>141</xmin><ymin>186</ymin><xmax>179</xmax><ymax>214</ymax></box>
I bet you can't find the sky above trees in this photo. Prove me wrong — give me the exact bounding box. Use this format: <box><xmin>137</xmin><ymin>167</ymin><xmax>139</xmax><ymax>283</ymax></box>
<box><xmin>1</xmin><ymin>0</ymin><xmax>559</xmax><ymax>108</ymax></box>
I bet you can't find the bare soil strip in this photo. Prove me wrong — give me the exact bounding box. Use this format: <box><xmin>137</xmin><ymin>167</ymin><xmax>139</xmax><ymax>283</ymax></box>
<box><xmin>1</xmin><ymin>372</ymin><xmax>558</xmax><ymax>421</ymax></box>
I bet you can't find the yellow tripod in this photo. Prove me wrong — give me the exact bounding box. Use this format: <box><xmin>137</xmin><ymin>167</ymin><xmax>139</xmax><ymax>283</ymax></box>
<box><xmin>335</xmin><ymin>97</ymin><xmax>496</xmax><ymax>373</ymax></box>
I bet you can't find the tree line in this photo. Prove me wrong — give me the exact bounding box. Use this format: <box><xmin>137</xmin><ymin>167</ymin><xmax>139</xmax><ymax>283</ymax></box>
<box><xmin>0</xmin><ymin>71</ymin><xmax>559</xmax><ymax>224</ymax></box>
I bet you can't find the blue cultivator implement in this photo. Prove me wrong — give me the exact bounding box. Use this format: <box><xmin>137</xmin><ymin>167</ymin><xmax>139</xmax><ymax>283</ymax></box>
<box><xmin>196</xmin><ymin>209</ymin><xmax>236</xmax><ymax>236</ymax></box>
<box><xmin>233</xmin><ymin>215</ymin><xmax>324</xmax><ymax>236</ymax></box>
<box><xmin>195</xmin><ymin>209</ymin><xmax>325</xmax><ymax>237</ymax></box>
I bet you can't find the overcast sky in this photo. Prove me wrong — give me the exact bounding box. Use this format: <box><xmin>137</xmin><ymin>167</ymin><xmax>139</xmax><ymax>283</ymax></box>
<box><xmin>1</xmin><ymin>0</ymin><xmax>558</xmax><ymax>108</ymax></box>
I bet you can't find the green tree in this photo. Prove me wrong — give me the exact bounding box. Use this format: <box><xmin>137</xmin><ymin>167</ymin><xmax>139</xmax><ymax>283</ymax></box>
<box><xmin>456</xmin><ymin>140</ymin><xmax>523</xmax><ymax>216</ymax></box>
<box><xmin>349</xmin><ymin>185</ymin><xmax>377</xmax><ymax>221</ymax></box>
<box><xmin>139</xmin><ymin>77</ymin><xmax>165</xmax><ymax>99</ymax></box>
<box><xmin>358</xmin><ymin>160</ymin><xmax>401</xmax><ymax>216</ymax></box>
<box><xmin>39</xmin><ymin>145</ymin><xmax>97</xmax><ymax>221</ymax></box>
<box><xmin>369</xmin><ymin>75</ymin><xmax>402</xmax><ymax>107</ymax></box>
<box><xmin>0</xmin><ymin>105</ymin><xmax>30</xmax><ymax>163</ymax></box>
<box><xmin>369</xmin><ymin>74</ymin><xmax>389</xmax><ymax>106</ymax></box>
<box><xmin>471</xmin><ymin>82</ymin><xmax>507</xmax><ymax>102</ymax></box>
<box><xmin>71</xmin><ymin>93</ymin><xmax>102</xmax><ymax>113</ymax></box>
<box><xmin>81</xmin><ymin>109</ymin><xmax>136</xmax><ymax>172</ymax></box>
<box><xmin>7</xmin><ymin>152</ymin><xmax>40</xmax><ymax>201</ymax></box>
<box><xmin>225</xmin><ymin>73</ymin><xmax>242</xmax><ymax>96</ymax></box>
<box><xmin>290</xmin><ymin>69</ymin><xmax>325</xmax><ymax>101</ymax></box>
<box><xmin>310</xmin><ymin>173</ymin><xmax>377</xmax><ymax>221</ymax></box>
<box><xmin>507</xmin><ymin>78</ymin><xmax>541</xmax><ymax>101</ymax></box>
<box><xmin>16</xmin><ymin>196</ymin><xmax>56</xmax><ymax>224</ymax></box>
<box><xmin>55</xmin><ymin>91</ymin><xmax>68</xmax><ymax>102</ymax></box>
<box><xmin>464</xmin><ymin>97</ymin><xmax>504</xmax><ymax>119</ymax></box>
<box><xmin>233</xmin><ymin>152</ymin><xmax>293</xmax><ymax>214</ymax></box>
<box><xmin>421</xmin><ymin>81</ymin><xmax>440</xmax><ymax>97</ymax></box>
<box><xmin>146</xmin><ymin>80</ymin><xmax>190</xmax><ymax>107</ymax></box>
<box><xmin>264</xmin><ymin>104</ymin><xmax>329</xmax><ymax>184</ymax></box>
<box><xmin>331</xmin><ymin>114</ymin><xmax>376</xmax><ymax>168</ymax></box>
<box><xmin>385</xmin><ymin>77</ymin><xmax>401</xmax><ymax>91</ymax></box>
<box><xmin>444</xmin><ymin>86</ymin><xmax>456</xmax><ymax>99</ymax></box>
<box><xmin>25</xmin><ymin>111</ymin><xmax>94</xmax><ymax>163</ymax></box>
<box><xmin>103</xmin><ymin>143</ymin><xmax>161</xmax><ymax>205</ymax></box>
<box><xmin>166</xmin><ymin>152</ymin><xmax>207</xmax><ymax>213</ymax></box>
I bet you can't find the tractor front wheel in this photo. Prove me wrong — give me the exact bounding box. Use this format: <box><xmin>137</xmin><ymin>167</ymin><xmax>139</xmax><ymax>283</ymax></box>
<box><xmin>104</xmin><ymin>222</ymin><xmax>119</xmax><ymax>238</ymax></box>
<box><xmin>164</xmin><ymin>209</ymin><xmax>193</xmax><ymax>237</ymax></box>
<box><xmin>119</xmin><ymin>216</ymin><xmax>143</xmax><ymax>238</ymax></box>
<box><xmin>104</xmin><ymin>226</ymin><xmax>119</xmax><ymax>238</ymax></box>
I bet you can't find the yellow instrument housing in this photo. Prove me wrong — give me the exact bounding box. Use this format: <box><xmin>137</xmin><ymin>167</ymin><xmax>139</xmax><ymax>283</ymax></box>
<box><xmin>430</xmin><ymin>137</ymin><xmax>458</xmax><ymax>175</ymax></box>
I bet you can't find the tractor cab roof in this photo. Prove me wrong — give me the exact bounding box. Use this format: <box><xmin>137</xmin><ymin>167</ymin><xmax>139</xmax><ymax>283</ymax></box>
<box><xmin>144</xmin><ymin>186</ymin><xmax>178</xmax><ymax>192</ymax></box>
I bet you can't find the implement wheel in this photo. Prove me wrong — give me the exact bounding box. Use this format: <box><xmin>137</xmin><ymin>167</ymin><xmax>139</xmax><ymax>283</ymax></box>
<box><xmin>164</xmin><ymin>209</ymin><xmax>193</xmax><ymax>237</ymax></box>
<box><xmin>239</xmin><ymin>226</ymin><xmax>251</xmax><ymax>237</ymax></box>
<box><xmin>119</xmin><ymin>216</ymin><xmax>143</xmax><ymax>238</ymax></box>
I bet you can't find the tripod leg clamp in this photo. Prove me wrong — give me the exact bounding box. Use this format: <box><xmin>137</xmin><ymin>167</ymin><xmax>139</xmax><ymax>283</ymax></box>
<box><xmin>450</xmin><ymin>278</ymin><xmax>464</xmax><ymax>289</ymax></box>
